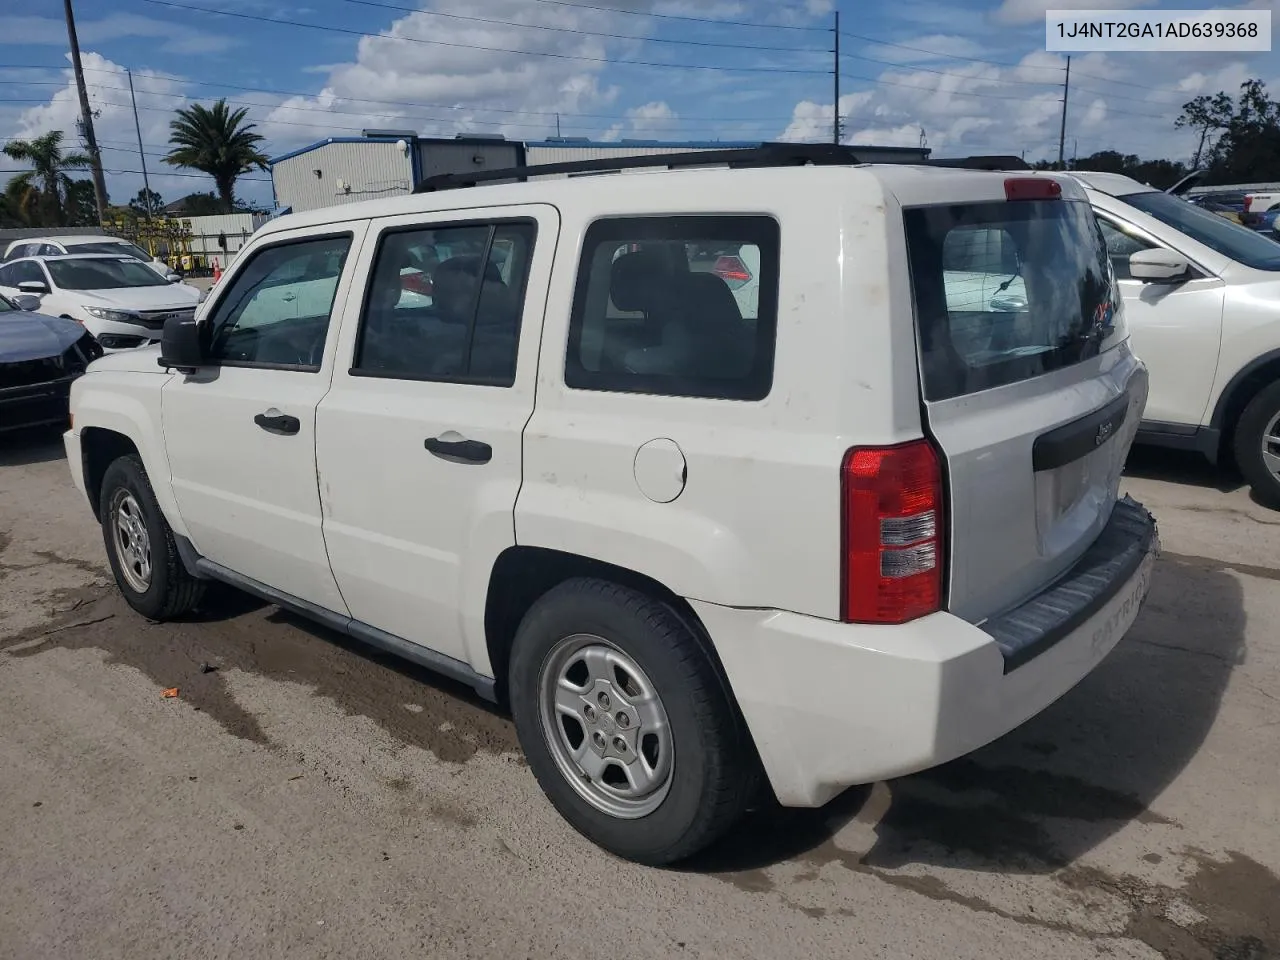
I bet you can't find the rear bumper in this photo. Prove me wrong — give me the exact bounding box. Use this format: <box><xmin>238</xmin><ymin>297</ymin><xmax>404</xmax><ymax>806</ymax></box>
<box><xmin>0</xmin><ymin>377</ymin><xmax>74</xmax><ymax>433</ymax></box>
<box><xmin>693</xmin><ymin>497</ymin><xmax>1158</xmax><ymax>808</ymax></box>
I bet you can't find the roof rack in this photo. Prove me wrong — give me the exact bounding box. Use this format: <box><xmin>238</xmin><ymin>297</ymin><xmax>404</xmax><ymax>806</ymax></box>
<box><xmin>412</xmin><ymin>143</ymin><xmax>1028</xmax><ymax>193</ymax></box>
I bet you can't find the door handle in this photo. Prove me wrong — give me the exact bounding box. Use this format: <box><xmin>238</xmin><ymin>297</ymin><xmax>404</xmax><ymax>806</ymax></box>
<box><xmin>425</xmin><ymin>436</ymin><xmax>492</xmax><ymax>464</ymax></box>
<box><xmin>281</xmin><ymin>293</ymin><xmax>297</xmax><ymax>302</ymax></box>
<box><xmin>254</xmin><ymin>411</ymin><xmax>301</xmax><ymax>435</ymax></box>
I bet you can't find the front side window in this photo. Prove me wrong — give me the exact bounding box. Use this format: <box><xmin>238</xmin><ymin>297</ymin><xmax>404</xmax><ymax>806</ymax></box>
<box><xmin>906</xmin><ymin>198</ymin><xmax>1120</xmax><ymax>402</ymax></box>
<box><xmin>46</xmin><ymin>258</ymin><xmax>167</xmax><ymax>290</ymax></box>
<box><xmin>2</xmin><ymin>261</ymin><xmax>48</xmax><ymax>287</ymax></box>
<box><xmin>565</xmin><ymin>216</ymin><xmax>779</xmax><ymax>400</ymax></box>
<box><xmin>203</xmin><ymin>234</ymin><xmax>351</xmax><ymax>369</ymax></box>
<box><xmin>1096</xmin><ymin>217</ymin><xmax>1156</xmax><ymax>281</ymax></box>
<box><xmin>353</xmin><ymin>221</ymin><xmax>536</xmax><ymax>386</ymax></box>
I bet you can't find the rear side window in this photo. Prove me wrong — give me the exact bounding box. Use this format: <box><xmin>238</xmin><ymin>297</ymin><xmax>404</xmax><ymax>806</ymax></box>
<box><xmin>905</xmin><ymin>198</ymin><xmax>1119</xmax><ymax>402</ymax></box>
<box><xmin>565</xmin><ymin>216</ymin><xmax>779</xmax><ymax>400</ymax></box>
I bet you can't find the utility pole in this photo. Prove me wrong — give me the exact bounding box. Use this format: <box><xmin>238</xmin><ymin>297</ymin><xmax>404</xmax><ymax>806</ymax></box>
<box><xmin>127</xmin><ymin>69</ymin><xmax>154</xmax><ymax>218</ymax></box>
<box><xmin>1057</xmin><ymin>54</ymin><xmax>1071</xmax><ymax>170</ymax></box>
<box><xmin>64</xmin><ymin>0</ymin><xmax>108</xmax><ymax>223</ymax></box>
<box><xmin>555</xmin><ymin>113</ymin><xmax>561</xmax><ymax>138</ymax></box>
<box><xmin>832</xmin><ymin>10</ymin><xmax>841</xmax><ymax>144</ymax></box>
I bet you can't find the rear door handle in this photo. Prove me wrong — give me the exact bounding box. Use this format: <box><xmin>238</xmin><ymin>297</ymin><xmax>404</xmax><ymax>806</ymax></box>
<box><xmin>281</xmin><ymin>293</ymin><xmax>296</xmax><ymax>302</ymax></box>
<box><xmin>254</xmin><ymin>411</ymin><xmax>301</xmax><ymax>436</ymax></box>
<box><xmin>424</xmin><ymin>436</ymin><xmax>492</xmax><ymax>464</ymax></box>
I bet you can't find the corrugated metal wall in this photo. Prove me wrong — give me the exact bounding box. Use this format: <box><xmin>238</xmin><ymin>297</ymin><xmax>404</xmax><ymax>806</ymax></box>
<box><xmin>181</xmin><ymin>213</ymin><xmax>269</xmax><ymax>261</ymax></box>
<box><xmin>272</xmin><ymin>141</ymin><xmax>413</xmax><ymax>213</ymax></box>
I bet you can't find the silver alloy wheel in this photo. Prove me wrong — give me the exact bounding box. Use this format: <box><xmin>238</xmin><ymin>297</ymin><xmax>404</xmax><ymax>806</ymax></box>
<box><xmin>110</xmin><ymin>489</ymin><xmax>152</xmax><ymax>593</ymax></box>
<box><xmin>538</xmin><ymin>634</ymin><xmax>674</xmax><ymax>819</ymax></box>
<box><xmin>1262</xmin><ymin>410</ymin><xmax>1280</xmax><ymax>483</ymax></box>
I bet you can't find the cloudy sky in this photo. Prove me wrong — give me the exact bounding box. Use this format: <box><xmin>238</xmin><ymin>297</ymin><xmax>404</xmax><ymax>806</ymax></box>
<box><xmin>1</xmin><ymin>0</ymin><xmax>1277</xmax><ymax>209</ymax></box>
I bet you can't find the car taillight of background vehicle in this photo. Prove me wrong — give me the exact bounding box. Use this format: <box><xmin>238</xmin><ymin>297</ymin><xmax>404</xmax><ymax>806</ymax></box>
<box><xmin>712</xmin><ymin>255</ymin><xmax>752</xmax><ymax>289</ymax></box>
<box><xmin>1244</xmin><ymin>195</ymin><xmax>1254</xmax><ymax>214</ymax></box>
<box><xmin>401</xmin><ymin>272</ymin><xmax>433</xmax><ymax>295</ymax></box>
<box><xmin>841</xmin><ymin>439</ymin><xmax>944</xmax><ymax>624</ymax></box>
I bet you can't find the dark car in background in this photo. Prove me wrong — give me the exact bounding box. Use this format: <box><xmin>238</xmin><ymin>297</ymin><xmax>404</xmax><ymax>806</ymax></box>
<box><xmin>0</xmin><ymin>293</ymin><xmax>102</xmax><ymax>434</ymax></box>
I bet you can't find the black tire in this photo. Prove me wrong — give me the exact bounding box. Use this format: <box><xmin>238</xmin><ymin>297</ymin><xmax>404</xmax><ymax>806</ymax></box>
<box><xmin>1233</xmin><ymin>380</ymin><xmax>1280</xmax><ymax>506</ymax></box>
<box><xmin>509</xmin><ymin>577</ymin><xmax>755</xmax><ymax>865</ymax></box>
<box><xmin>99</xmin><ymin>454</ymin><xmax>205</xmax><ymax>620</ymax></box>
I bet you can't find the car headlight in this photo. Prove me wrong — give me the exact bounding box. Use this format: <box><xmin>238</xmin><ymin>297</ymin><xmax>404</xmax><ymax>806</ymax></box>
<box><xmin>82</xmin><ymin>305</ymin><xmax>137</xmax><ymax>322</ymax></box>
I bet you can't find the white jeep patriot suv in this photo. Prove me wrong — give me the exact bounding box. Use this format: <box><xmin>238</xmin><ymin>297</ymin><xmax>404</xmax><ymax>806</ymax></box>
<box><xmin>64</xmin><ymin>146</ymin><xmax>1158</xmax><ymax>865</ymax></box>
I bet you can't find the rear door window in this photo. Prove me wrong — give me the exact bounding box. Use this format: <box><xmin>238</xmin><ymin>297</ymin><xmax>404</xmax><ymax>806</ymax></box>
<box><xmin>905</xmin><ymin>198</ymin><xmax>1119</xmax><ymax>401</ymax></box>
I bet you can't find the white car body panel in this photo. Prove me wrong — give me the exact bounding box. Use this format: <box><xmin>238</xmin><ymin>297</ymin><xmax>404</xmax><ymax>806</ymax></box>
<box><xmin>315</xmin><ymin>204</ymin><xmax>559</xmax><ymax>671</ymax></box>
<box><xmin>159</xmin><ymin>221</ymin><xmax>370</xmax><ymax>612</ymax></box>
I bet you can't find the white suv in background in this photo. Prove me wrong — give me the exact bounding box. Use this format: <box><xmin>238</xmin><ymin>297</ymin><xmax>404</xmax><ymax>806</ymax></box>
<box><xmin>3</xmin><ymin>235</ymin><xmax>181</xmax><ymax>281</ymax></box>
<box><xmin>64</xmin><ymin>148</ymin><xmax>1157</xmax><ymax>865</ymax></box>
<box><xmin>1062</xmin><ymin>171</ymin><xmax>1280</xmax><ymax>503</ymax></box>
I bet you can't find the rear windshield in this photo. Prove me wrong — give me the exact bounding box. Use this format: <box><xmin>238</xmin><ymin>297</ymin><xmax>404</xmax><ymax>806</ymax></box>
<box><xmin>905</xmin><ymin>198</ymin><xmax>1118</xmax><ymax>402</ymax></box>
<box><xmin>73</xmin><ymin>240</ymin><xmax>153</xmax><ymax>261</ymax></box>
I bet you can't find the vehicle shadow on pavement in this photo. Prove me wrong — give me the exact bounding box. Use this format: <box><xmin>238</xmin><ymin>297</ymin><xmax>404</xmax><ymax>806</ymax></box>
<box><xmin>685</xmin><ymin>551</ymin><xmax>1245</xmax><ymax>879</ymax></box>
<box><xmin>1124</xmin><ymin>445</ymin><xmax>1244</xmax><ymax>494</ymax></box>
<box><xmin>179</xmin><ymin>585</ymin><xmax>517</xmax><ymax>758</ymax></box>
<box><xmin>0</xmin><ymin>429</ymin><xmax>66</xmax><ymax>468</ymax></box>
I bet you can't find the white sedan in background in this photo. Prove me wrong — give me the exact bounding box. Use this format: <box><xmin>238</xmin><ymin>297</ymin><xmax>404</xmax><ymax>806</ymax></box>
<box><xmin>0</xmin><ymin>254</ymin><xmax>202</xmax><ymax>351</ymax></box>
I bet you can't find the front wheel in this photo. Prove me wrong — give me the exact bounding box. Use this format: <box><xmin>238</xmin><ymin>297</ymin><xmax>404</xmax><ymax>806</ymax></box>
<box><xmin>1233</xmin><ymin>381</ymin><xmax>1280</xmax><ymax>506</ymax></box>
<box><xmin>100</xmin><ymin>454</ymin><xmax>205</xmax><ymax>620</ymax></box>
<box><xmin>509</xmin><ymin>578</ymin><xmax>756</xmax><ymax>866</ymax></box>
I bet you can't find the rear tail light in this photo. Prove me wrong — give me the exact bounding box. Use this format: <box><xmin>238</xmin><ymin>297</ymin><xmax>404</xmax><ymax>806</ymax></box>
<box><xmin>1244</xmin><ymin>195</ymin><xmax>1253</xmax><ymax>213</ymax></box>
<box><xmin>1004</xmin><ymin>178</ymin><xmax>1062</xmax><ymax>201</ymax></box>
<box><xmin>712</xmin><ymin>255</ymin><xmax>751</xmax><ymax>283</ymax></box>
<box><xmin>841</xmin><ymin>439</ymin><xmax>944</xmax><ymax>624</ymax></box>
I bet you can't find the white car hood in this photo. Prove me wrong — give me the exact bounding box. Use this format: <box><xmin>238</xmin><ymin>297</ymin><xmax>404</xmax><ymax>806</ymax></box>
<box><xmin>77</xmin><ymin>284</ymin><xmax>201</xmax><ymax>310</ymax></box>
<box><xmin>87</xmin><ymin>341</ymin><xmax>167</xmax><ymax>374</ymax></box>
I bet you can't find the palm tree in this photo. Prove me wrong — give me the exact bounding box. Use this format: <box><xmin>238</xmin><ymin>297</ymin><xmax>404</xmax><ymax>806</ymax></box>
<box><xmin>164</xmin><ymin>100</ymin><xmax>269</xmax><ymax>213</ymax></box>
<box><xmin>2</xmin><ymin>130</ymin><xmax>91</xmax><ymax>226</ymax></box>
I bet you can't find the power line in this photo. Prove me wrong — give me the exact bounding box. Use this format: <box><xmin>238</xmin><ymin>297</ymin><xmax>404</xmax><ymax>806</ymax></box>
<box><xmin>516</xmin><ymin>0</ymin><xmax>828</xmax><ymax>31</ymax></box>
<box><xmin>132</xmin><ymin>0</ymin><xmax>832</xmax><ymax>75</ymax></box>
<box><xmin>838</xmin><ymin>28</ymin><xmax>1061</xmax><ymax>72</ymax></box>
<box><xmin>336</xmin><ymin>0</ymin><xmax>829</xmax><ymax>53</ymax></box>
<box><xmin>838</xmin><ymin>50</ymin><xmax>1062</xmax><ymax>87</ymax></box>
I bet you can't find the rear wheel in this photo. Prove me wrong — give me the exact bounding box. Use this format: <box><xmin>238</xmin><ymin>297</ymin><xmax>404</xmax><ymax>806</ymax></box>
<box><xmin>1233</xmin><ymin>381</ymin><xmax>1280</xmax><ymax>506</ymax></box>
<box><xmin>509</xmin><ymin>578</ymin><xmax>754</xmax><ymax>865</ymax></box>
<box><xmin>100</xmin><ymin>454</ymin><xmax>205</xmax><ymax>620</ymax></box>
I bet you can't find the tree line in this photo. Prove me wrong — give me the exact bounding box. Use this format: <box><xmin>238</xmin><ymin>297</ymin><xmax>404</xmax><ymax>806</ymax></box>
<box><xmin>4</xmin><ymin>78</ymin><xmax>1278</xmax><ymax>228</ymax></box>
<box><xmin>1028</xmin><ymin>79</ymin><xmax>1277</xmax><ymax>189</ymax></box>
<box><xmin>1</xmin><ymin>99</ymin><xmax>267</xmax><ymax>228</ymax></box>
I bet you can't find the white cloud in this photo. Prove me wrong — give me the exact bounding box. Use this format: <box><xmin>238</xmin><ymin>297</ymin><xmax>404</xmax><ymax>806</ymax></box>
<box><xmin>778</xmin><ymin>46</ymin><xmax>1277</xmax><ymax>162</ymax></box>
<box><xmin>991</xmin><ymin>0</ymin><xmax>1156</xmax><ymax>26</ymax></box>
<box><xmin>0</xmin><ymin>13</ymin><xmax>234</xmax><ymax>55</ymax></box>
<box><xmin>258</xmin><ymin>0</ymin><xmax>646</xmax><ymax>148</ymax></box>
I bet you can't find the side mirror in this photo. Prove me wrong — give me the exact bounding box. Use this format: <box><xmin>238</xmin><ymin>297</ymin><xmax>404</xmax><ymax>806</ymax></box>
<box><xmin>158</xmin><ymin>315</ymin><xmax>203</xmax><ymax>374</ymax></box>
<box><xmin>12</xmin><ymin>294</ymin><xmax>41</xmax><ymax>311</ymax></box>
<box><xmin>1129</xmin><ymin>248</ymin><xmax>1190</xmax><ymax>283</ymax></box>
<box><xmin>166</xmin><ymin>273</ymin><xmax>183</xmax><ymax>283</ymax></box>
<box><xmin>17</xmin><ymin>280</ymin><xmax>49</xmax><ymax>295</ymax></box>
